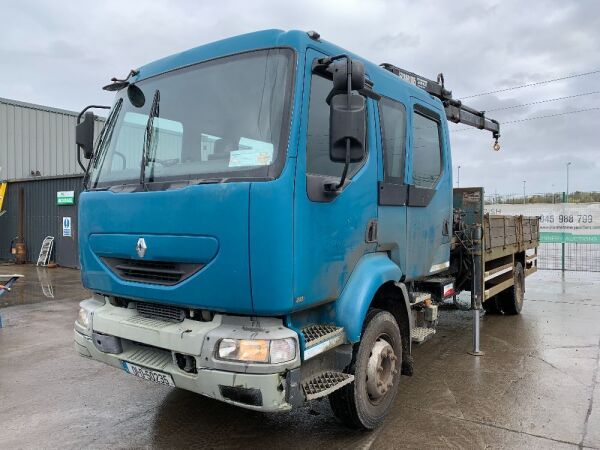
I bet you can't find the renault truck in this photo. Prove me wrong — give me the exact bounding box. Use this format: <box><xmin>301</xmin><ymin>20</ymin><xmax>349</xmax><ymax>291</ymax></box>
<box><xmin>73</xmin><ymin>29</ymin><xmax>538</xmax><ymax>429</ymax></box>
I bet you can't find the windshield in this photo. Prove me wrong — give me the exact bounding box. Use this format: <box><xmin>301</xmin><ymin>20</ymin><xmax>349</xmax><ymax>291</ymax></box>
<box><xmin>89</xmin><ymin>48</ymin><xmax>295</xmax><ymax>188</ymax></box>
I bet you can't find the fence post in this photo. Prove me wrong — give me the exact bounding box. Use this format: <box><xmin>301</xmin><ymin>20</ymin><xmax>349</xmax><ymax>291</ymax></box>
<box><xmin>561</xmin><ymin>191</ymin><xmax>566</xmax><ymax>271</ymax></box>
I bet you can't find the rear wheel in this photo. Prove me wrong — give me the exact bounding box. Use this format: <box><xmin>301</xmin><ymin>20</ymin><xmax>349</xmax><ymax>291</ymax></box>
<box><xmin>498</xmin><ymin>262</ymin><xmax>525</xmax><ymax>315</ymax></box>
<box><xmin>329</xmin><ymin>309</ymin><xmax>402</xmax><ymax>430</ymax></box>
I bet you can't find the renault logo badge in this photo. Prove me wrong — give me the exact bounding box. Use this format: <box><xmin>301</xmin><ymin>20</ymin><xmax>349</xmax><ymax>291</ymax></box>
<box><xmin>136</xmin><ymin>238</ymin><xmax>147</xmax><ymax>258</ymax></box>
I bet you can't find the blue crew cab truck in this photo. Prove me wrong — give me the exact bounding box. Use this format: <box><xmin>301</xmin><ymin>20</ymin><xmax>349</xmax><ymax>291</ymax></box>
<box><xmin>73</xmin><ymin>29</ymin><xmax>539</xmax><ymax>429</ymax></box>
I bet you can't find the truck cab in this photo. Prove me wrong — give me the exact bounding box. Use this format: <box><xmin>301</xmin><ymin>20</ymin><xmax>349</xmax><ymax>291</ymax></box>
<box><xmin>73</xmin><ymin>29</ymin><xmax>513</xmax><ymax>429</ymax></box>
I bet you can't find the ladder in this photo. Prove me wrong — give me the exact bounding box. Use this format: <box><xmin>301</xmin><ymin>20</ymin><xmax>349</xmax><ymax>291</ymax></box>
<box><xmin>37</xmin><ymin>236</ymin><xmax>54</xmax><ymax>266</ymax></box>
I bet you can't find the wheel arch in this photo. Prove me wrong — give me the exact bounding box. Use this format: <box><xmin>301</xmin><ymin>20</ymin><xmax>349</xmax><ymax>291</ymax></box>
<box><xmin>335</xmin><ymin>253</ymin><xmax>412</xmax><ymax>357</ymax></box>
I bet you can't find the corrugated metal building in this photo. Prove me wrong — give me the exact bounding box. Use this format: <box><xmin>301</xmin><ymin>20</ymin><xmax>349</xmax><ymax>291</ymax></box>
<box><xmin>0</xmin><ymin>97</ymin><xmax>105</xmax><ymax>268</ymax></box>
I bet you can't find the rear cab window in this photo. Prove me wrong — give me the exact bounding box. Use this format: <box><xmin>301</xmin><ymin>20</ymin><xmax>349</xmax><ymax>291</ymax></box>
<box><xmin>411</xmin><ymin>105</ymin><xmax>443</xmax><ymax>189</ymax></box>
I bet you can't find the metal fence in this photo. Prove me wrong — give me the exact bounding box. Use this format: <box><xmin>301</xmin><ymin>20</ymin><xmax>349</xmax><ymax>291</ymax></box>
<box><xmin>485</xmin><ymin>192</ymin><xmax>600</xmax><ymax>205</ymax></box>
<box><xmin>483</xmin><ymin>198</ymin><xmax>600</xmax><ymax>272</ymax></box>
<box><xmin>538</xmin><ymin>243</ymin><xmax>600</xmax><ymax>272</ymax></box>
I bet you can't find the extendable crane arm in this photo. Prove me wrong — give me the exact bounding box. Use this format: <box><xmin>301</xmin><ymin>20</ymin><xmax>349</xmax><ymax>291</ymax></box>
<box><xmin>444</xmin><ymin>99</ymin><xmax>500</xmax><ymax>138</ymax></box>
<box><xmin>380</xmin><ymin>63</ymin><xmax>500</xmax><ymax>149</ymax></box>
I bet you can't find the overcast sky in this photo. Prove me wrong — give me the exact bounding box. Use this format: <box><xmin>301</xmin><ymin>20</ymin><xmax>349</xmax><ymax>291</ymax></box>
<box><xmin>2</xmin><ymin>0</ymin><xmax>599</xmax><ymax>195</ymax></box>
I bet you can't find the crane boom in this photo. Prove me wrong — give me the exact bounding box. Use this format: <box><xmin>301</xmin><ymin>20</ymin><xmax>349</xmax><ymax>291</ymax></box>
<box><xmin>380</xmin><ymin>63</ymin><xmax>500</xmax><ymax>147</ymax></box>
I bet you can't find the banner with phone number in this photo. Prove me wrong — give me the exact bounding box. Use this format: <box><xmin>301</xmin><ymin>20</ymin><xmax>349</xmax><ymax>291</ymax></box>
<box><xmin>484</xmin><ymin>203</ymin><xmax>600</xmax><ymax>244</ymax></box>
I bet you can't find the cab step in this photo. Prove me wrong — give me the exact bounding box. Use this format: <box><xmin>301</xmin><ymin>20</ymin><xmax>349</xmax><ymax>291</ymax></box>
<box><xmin>411</xmin><ymin>326</ymin><xmax>436</xmax><ymax>344</ymax></box>
<box><xmin>302</xmin><ymin>371</ymin><xmax>355</xmax><ymax>401</ymax></box>
<box><xmin>302</xmin><ymin>324</ymin><xmax>346</xmax><ymax>360</ymax></box>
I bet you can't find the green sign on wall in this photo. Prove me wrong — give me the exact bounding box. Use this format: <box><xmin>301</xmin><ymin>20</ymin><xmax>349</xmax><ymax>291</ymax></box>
<box><xmin>57</xmin><ymin>191</ymin><xmax>75</xmax><ymax>205</ymax></box>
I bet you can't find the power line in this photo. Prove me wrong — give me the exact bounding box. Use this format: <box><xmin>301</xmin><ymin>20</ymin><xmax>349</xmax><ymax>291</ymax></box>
<box><xmin>485</xmin><ymin>91</ymin><xmax>600</xmax><ymax>112</ymax></box>
<box><xmin>502</xmin><ymin>106</ymin><xmax>600</xmax><ymax>124</ymax></box>
<box><xmin>461</xmin><ymin>69</ymin><xmax>600</xmax><ymax>99</ymax></box>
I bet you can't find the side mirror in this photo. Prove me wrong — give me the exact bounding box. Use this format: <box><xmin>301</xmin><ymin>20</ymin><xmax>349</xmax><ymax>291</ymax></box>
<box><xmin>332</xmin><ymin>59</ymin><xmax>365</xmax><ymax>92</ymax></box>
<box><xmin>76</xmin><ymin>111</ymin><xmax>96</xmax><ymax>159</ymax></box>
<box><xmin>329</xmin><ymin>93</ymin><xmax>366</xmax><ymax>163</ymax></box>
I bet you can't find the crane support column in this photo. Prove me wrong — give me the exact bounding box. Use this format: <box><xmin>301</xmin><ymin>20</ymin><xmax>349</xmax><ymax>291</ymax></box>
<box><xmin>468</xmin><ymin>224</ymin><xmax>484</xmax><ymax>356</ymax></box>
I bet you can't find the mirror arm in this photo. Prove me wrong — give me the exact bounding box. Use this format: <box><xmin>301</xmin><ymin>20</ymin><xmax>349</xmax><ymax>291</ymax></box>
<box><xmin>334</xmin><ymin>140</ymin><xmax>351</xmax><ymax>190</ymax></box>
<box><xmin>77</xmin><ymin>146</ymin><xmax>86</xmax><ymax>173</ymax></box>
<box><xmin>76</xmin><ymin>105</ymin><xmax>110</xmax><ymax>124</ymax></box>
<box><xmin>333</xmin><ymin>58</ymin><xmax>353</xmax><ymax>191</ymax></box>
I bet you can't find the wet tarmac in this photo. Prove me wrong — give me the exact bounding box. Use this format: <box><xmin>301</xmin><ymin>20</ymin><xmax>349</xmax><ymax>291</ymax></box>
<box><xmin>1</xmin><ymin>264</ymin><xmax>599</xmax><ymax>449</ymax></box>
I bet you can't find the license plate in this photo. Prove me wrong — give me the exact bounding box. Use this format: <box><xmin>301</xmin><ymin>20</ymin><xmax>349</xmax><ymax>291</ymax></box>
<box><xmin>122</xmin><ymin>361</ymin><xmax>175</xmax><ymax>387</ymax></box>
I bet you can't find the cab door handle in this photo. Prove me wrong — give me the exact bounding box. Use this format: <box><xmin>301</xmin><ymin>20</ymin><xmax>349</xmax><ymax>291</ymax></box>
<box><xmin>366</xmin><ymin>219</ymin><xmax>378</xmax><ymax>243</ymax></box>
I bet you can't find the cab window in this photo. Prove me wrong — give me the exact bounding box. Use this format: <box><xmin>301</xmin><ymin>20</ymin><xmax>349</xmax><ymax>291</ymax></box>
<box><xmin>380</xmin><ymin>98</ymin><xmax>407</xmax><ymax>183</ymax></box>
<box><xmin>412</xmin><ymin>108</ymin><xmax>442</xmax><ymax>188</ymax></box>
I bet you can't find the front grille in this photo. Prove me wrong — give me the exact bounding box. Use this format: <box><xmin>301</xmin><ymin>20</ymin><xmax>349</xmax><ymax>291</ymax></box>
<box><xmin>135</xmin><ymin>301</ymin><xmax>185</xmax><ymax>322</ymax></box>
<box><xmin>102</xmin><ymin>257</ymin><xmax>203</xmax><ymax>286</ymax></box>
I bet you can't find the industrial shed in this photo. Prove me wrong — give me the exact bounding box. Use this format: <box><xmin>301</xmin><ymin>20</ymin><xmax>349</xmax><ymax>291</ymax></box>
<box><xmin>0</xmin><ymin>97</ymin><xmax>104</xmax><ymax>268</ymax></box>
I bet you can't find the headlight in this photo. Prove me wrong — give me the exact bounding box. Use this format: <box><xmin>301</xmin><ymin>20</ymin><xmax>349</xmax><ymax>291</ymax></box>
<box><xmin>217</xmin><ymin>338</ymin><xmax>296</xmax><ymax>364</ymax></box>
<box><xmin>76</xmin><ymin>308</ymin><xmax>90</xmax><ymax>329</ymax></box>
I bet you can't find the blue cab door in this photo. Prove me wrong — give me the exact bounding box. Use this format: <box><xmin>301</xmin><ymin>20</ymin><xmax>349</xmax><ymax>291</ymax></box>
<box><xmin>376</xmin><ymin>95</ymin><xmax>410</xmax><ymax>275</ymax></box>
<box><xmin>292</xmin><ymin>49</ymin><xmax>378</xmax><ymax>310</ymax></box>
<box><xmin>404</xmin><ymin>98</ymin><xmax>453</xmax><ymax>279</ymax></box>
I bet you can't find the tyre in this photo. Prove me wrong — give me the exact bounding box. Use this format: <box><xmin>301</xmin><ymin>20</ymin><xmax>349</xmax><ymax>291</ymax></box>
<box><xmin>329</xmin><ymin>309</ymin><xmax>402</xmax><ymax>430</ymax></box>
<box><xmin>498</xmin><ymin>262</ymin><xmax>525</xmax><ymax>315</ymax></box>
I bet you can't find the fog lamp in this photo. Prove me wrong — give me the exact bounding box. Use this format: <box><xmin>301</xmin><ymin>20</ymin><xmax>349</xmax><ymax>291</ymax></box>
<box><xmin>217</xmin><ymin>338</ymin><xmax>296</xmax><ymax>364</ymax></box>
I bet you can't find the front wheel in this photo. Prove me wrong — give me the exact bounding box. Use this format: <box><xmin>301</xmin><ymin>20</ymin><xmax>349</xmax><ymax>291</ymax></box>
<box><xmin>329</xmin><ymin>309</ymin><xmax>402</xmax><ymax>430</ymax></box>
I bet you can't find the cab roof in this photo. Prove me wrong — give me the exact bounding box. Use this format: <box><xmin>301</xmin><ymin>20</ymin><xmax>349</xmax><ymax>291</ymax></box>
<box><xmin>133</xmin><ymin>29</ymin><xmax>438</xmax><ymax>107</ymax></box>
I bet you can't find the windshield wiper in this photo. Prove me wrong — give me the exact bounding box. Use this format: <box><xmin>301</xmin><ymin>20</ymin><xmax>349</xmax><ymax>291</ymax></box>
<box><xmin>87</xmin><ymin>98</ymin><xmax>123</xmax><ymax>189</ymax></box>
<box><xmin>140</xmin><ymin>90</ymin><xmax>160</xmax><ymax>187</ymax></box>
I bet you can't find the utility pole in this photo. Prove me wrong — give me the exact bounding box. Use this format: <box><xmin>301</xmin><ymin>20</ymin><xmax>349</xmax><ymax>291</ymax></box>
<box><xmin>457</xmin><ymin>165</ymin><xmax>461</xmax><ymax>188</ymax></box>
<box><xmin>522</xmin><ymin>180</ymin><xmax>526</xmax><ymax>204</ymax></box>
<box><xmin>566</xmin><ymin>162</ymin><xmax>571</xmax><ymax>203</ymax></box>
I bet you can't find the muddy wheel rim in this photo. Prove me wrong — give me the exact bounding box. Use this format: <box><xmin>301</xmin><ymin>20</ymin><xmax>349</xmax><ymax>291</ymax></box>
<box><xmin>365</xmin><ymin>336</ymin><xmax>397</xmax><ymax>403</ymax></box>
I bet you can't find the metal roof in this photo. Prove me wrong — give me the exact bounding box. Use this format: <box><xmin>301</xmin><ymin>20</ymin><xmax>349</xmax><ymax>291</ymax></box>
<box><xmin>0</xmin><ymin>97</ymin><xmax>105</xmax><ymax>181</ymax></box>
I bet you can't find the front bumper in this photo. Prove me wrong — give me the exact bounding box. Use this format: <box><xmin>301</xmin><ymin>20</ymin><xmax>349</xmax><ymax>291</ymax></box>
<box><xmin>74</xmin><ymin>299</ymin><xmax>300</xmax><ymax>412</ymax></box>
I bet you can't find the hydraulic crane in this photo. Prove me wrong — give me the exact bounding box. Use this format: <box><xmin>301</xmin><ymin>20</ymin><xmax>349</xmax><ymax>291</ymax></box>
<box><xmin>380</xmin><ymin>63</ymin><xmax>501</xmax><ymax>150</ymax></box>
